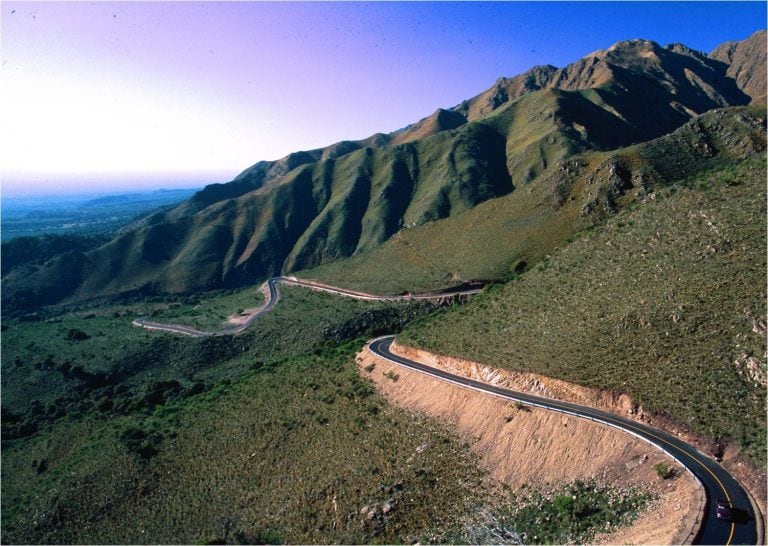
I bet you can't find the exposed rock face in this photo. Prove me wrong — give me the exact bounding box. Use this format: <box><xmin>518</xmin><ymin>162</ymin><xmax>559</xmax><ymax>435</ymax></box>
<box><xmin>454</xmin><ymin>37</ymin><xmax>752</xmax><ymax>130</ymax></box>
<box><xmin>453</xmin><ymin>64</ymin><xmax>559</xmax><ymax>121</ymax></box>
<box><xmin>734</xmin><ymin>353</ymin><xmax>767</xmax><ymax>388</ymax></box>
<box><xmin>710</xmin><ymin>30</ymin><xmax>767</xmax><ymax>104</ymax></box>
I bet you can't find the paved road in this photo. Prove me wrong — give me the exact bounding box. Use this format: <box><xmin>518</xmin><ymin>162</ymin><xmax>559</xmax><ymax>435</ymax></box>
<box><xmin>133</xmin><ymin>277</ymin><xmax>282</xmax><ymax>337</ymax></box>
<box><xmin>368</xmin><ymin>335</ymin><xmax>760</xmax><ymax>546</ymax></box>
<box><xmin>132</xmin><ymin>276</ymin><xmax>483</xmax><ymax>337</ymax></box>
<box><xmin>133</xmin><ymin>278</ymin><xmax>760</xmax><ymax>544</ymax></box>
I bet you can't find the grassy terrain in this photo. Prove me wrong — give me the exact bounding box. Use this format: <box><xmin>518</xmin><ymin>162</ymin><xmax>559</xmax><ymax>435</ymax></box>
<box><xmin>1</xmin><ymin>287</ymin><xmax>484</xmax><ymax>543</ymax></box>
<box><xmin>2</xmin><ymin>281</ymin><xmax>653</xmax><ymax>544</ymax></box>
<box><xmin>1</xmin><ymin>285</ymin><xmax>433</xmax><ymax>414</ymax></box>
<box><xmin>141</xmin><ymin>285</ymin><xmax>266</xmax><ymax>330</ymax></box>
<box><xmin>400</xmin><ymin>156</ymin><xmax>767</xmax><ymax>465</ymax></box>
<box><xmin>300</xmin><ymin>106</ymin><xmax>766</xmax><ymax>295</ymax></box>
<box><xmin>2</xmin><ymin>343</ymin><xmax>495</xmax><ymax>544</ymax></box>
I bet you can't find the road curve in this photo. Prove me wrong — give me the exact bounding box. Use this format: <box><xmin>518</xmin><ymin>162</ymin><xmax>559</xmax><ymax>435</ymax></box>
<box><xmin>132</xmin><ymin>278</ymin><xmax>760</xmax><ymax>544</ymax></box>
<box><xmin>132</xmin><ymin>276</ymin><xmax>484</xmax><ymax>337</ymax></box>
<box><xmin>367</xmin><ymin>335</ymin><xmax>759</xmax><ymax>546</ymax></box>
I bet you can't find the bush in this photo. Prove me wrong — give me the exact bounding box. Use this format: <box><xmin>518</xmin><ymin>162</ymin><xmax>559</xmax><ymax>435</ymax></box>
<box><xmin>66</xmin><ymin>329</ymin><xmax>91</xmax><ymax>341</ymax></box>
<box><xmin>553</xmin><ymin>494</ymin><xmax>574</xmax><ymax>514</ymax></box>
<box><xmin>654</xmin><ymin>461</ymin><xmax>673</xmax><ymax>479</ymax></box>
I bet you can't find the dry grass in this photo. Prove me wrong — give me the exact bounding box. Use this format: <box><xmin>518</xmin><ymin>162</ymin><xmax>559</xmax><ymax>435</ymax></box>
<box><xmin>401</xmin><ymin>157</ymin><xmax>767</xmax><ymax>465</ymax></box>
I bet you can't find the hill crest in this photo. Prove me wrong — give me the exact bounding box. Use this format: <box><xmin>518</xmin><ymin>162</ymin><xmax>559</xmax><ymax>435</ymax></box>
<box><xmin>2</xmin><ymin>32</ymin><xmax>765</xmax><ymax>312</ymax></box>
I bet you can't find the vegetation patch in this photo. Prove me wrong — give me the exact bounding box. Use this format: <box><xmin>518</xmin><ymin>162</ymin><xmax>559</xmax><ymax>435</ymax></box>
<box><xmin>141</xmin><ymin>285</ymin><xmax>266</xmax><ymax>330</ymax></box>
<box><xmin>3</xmin><ymin>342</ymin><xmax>514</xmax><ymax>544</ymax></box>
<box><xmin>2</xmin><ymin>285</ymin><xmax>518</xmax><ymax>544</ymax></box>
<box><xmin>400</xmin><ymin>157</ymin><xmax>767</xmax><ymax>465</ymax></box>
<box><xmin>437</xmin><ymin>479</ymin><xmax>652</xmax><ymax>545</ymax></box>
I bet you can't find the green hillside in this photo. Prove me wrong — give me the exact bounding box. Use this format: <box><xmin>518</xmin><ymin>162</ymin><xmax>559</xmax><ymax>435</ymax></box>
<box><xmin>399</xmin><ymin>153</ymin><xmax>767</xmax><ymax>464</ymax></box>
<box><xmin>1</xmin><ymin>288</ymin><xmax>484</xmax><ymax>543</ymax></box>
<box><xmin>301</xmin><ymin>106</ymin><xmax>765</xmax><ymax>294</ymax></box>
<box><xmin>3</xmin><ymin>34</ymin><xmax>761</xmax><ymax>313</ymax></box>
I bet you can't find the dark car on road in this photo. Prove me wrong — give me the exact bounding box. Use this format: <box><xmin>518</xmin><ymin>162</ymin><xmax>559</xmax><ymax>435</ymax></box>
<box><xmin>716</xmin><ymin>499</ymin><xmax>733</xmax><ymax>521</ymax></box>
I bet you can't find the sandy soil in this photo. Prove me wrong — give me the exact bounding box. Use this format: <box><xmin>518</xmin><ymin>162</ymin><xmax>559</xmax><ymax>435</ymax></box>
<box><xmin>390</xmin><ymin>342</ymin><xmax>767</xmax><ymax>525</ymax></box>
<box><xmin>224</xmin><ymin>282</ymin><xmax>272</xmax><ymax>326</ymax></box>
<box><xmin>358</xmin><ymin>346</ymin><xmax>703</xmax><ymax>545</ymax></box>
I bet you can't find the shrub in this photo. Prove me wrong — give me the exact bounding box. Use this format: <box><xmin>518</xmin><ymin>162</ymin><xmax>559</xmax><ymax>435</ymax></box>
<box><xmin>66</xmin><ymin>329</ymin><xmax>90</xmax><ymax>341</ymax></box>
<box><xmin>553</xmin><ymin>494</ymin><xmax>574</xmax><ymax>514</ymax></box>
<box><xmin>654</xmin><ymin>461</ymin><xmax>673</xmax><ymax>479</ymax></box>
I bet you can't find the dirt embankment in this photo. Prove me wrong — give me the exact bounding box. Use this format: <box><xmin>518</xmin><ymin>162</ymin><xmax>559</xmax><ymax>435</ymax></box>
<box><xmin>388</xmin><ymin>341</ymin><xmax>767</xmax><ymax>523</ymax></box>
<box><xmin>224</xmin><ymin>282</ymin><xmax>272</xmax><ymax>326</ymax></box>
<box><xmin>358</xmin><ymin>344</ymin><xmax>703</xmax><ymax>545</ymax></box>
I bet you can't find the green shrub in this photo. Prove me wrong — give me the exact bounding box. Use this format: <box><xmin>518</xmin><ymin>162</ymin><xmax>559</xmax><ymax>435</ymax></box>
<box><xmin>654</xmin><ymin>461</ymin><xmax>673</xmax><ymax>479</ymax></box>
<box><xmin>384</xmin><ymin>370</ymin><xmax>400</xmax><ymax>382</ymax></box>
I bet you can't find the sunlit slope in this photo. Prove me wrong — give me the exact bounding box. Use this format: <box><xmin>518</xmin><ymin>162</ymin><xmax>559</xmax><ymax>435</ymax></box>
<box><xmin>301</xmin><ymin>106</ymin><xmax>765</xmax><ymax>293</ymax></box>
<box><xmin>398</xmin><ymin>143</ymin><xmax>767</xmax><ymax>463</ymax></box>
<box><xmin>456</xmin><ymin>35</ymin><xmax>756</xmax><ymax>127</ymax></box>
<box><xmin>2</xmin><ymin>33</ymin><xmax>764</xmax><ymax>311</ymax></box>
<box><xmin>3</xmin><ymin>88</ymin><xmax>636</xmax><ymax>307</ymax></box>
<box><xmin>710</xmin><ymin>29</ymin><xmax>767</xmax><ymax>104</ymax></box>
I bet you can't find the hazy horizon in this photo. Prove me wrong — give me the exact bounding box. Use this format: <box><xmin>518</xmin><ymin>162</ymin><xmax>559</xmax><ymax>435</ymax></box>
<box><xmin>2</xmin><ymin>1</ymin><xmax>765</xmax><ymax>197</ymax></box>
<box><xmin>1</xmin><ymin>172</ymin><xmax>214</xmax><ymax>198</ymax></box>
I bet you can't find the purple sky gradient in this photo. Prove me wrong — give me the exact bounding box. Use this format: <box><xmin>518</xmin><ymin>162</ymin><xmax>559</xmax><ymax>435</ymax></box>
<box><xmin>1</xmin><ymin>1</ymin><xmax>765</xmax><ymax>196</ymax></box>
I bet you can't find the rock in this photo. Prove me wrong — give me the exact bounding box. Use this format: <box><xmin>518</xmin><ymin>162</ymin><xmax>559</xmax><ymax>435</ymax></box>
<box><xmin>382</xmin><ymin>501</ymin><xmax>393</xmax><ymax>514</ymax></box>
<box><xmin>752</xmin><ymin>318</ymin><xmax>766</xmax><ymax>336</ymax></box>
<box><xmin>625</xmin><ymin>456</ymin><xmax>645</xmax><ymax>471</ymax></box>
<box><xmin>734</xmin><ymin>353</ymin><xmax>767</xmax><ymax>387</ymax></box>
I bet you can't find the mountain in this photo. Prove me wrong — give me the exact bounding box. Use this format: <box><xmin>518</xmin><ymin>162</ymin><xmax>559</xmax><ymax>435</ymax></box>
<box><xmin>397</xmin><ymin>120</ymin><xmax>767</xmax><ymax>463</ymax></box>
<box><xmin>3</xmin><ymin>32</ymin><xmax>766</xmax><ymax>312</ymax></box>
<box><xmin>299</xmin><ymin>105</ymin><xmax>767</xmax><ymax>294</ymax></box>
<box><xmin>710</xmin><ymin>30</ymin><xmax>767</xmax><ymax>104</ymax></box>
<box><xmin>452</xmin><ymin>37</ymin><xmax>749</xmax><ymax>133</ymax></box>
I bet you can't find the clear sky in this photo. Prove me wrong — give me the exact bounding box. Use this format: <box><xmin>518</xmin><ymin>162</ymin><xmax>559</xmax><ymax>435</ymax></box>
<box><xmin>1</xmin><ymin>1</ymin><xmax>765</xmax><ymax>196</ymax></box>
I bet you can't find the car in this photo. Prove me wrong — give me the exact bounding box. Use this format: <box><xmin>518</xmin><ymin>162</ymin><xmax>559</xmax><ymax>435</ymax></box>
<box><xmin>716</xmin><ymin>499</ymin><xmax>733</xmax><ymax>521</ymax></box>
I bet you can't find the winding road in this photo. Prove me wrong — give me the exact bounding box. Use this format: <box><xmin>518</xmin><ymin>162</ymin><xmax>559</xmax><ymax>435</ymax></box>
<box><xmin>133</xmin><ymin>278</ymin><xmax>761</xmax><ymax>545</ymax></box>
<box><xmin>368</xmin><ymin>335</ymin><xmax>760</xmax><ymax>546</ymax></box>
<box><xmin>132</xmin><ymin>276</ymin><xmax>484</xmax><ymax>337</ymax></box>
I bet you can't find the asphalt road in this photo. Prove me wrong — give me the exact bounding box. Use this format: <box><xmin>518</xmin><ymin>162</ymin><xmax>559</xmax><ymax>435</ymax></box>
<box><xmin>132</xmin><ymin>276</ymin><xmax>482</xmax><ymax>337</ymax></box>
<box><xmin>132</xmin><ymin>278</ymin><xmax>760</xmax><ymax>544</ymax></box>
<box><xmin>368</xmin><ymin>335</ymin><xmax>760</xmax><ymax>546</ymax></box>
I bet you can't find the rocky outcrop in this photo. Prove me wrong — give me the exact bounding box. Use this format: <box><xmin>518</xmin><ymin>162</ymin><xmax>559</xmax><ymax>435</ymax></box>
<box><xmin>710</xmin><ymin>30</ymin><xmax>767</xmax><ymax>104</ymax></box>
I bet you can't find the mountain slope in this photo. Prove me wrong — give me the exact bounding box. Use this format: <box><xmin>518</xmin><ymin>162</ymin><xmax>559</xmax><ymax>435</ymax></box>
<box><xmin>398</xmin><ymin>148</ymin><xmax>767</xmax><ymax>466</ymax></box>
<box><xmin>2</xmin><ymin>33</ymin><xmax>764</xmax><ymax>312</ymax></box>
<box><xmin>299</xmin><ymin>106</ymin><xmax>767</xmax><ymax>293</ymax></box>
<box><xmin>454</xmin><ymin>38</ymin><xmax>750</xmax><ymax>131</ymax></box>
<box><xmin>710</xmin><ymin>29</ymin><xmax>767</xmax><ymax>104</ymax></box>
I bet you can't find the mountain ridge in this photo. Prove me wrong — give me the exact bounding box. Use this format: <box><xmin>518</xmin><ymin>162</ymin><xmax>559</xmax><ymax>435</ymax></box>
<box><xmin>3</xmin><ymin>31</ymin><xmax>765</xmax><ymax>313</ymax></box>
<box><xmin>710</xmin><ymin>29</ymin><xmax>767</xmax><ymax>104</ymax></box>
<box><xmin>136</xmin><ymin>31</ymin><xmax>764</xmax><ymax>224</ymax></box>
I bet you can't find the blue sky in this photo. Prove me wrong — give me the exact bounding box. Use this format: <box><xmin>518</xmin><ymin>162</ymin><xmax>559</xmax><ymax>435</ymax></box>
<box><xmin>1</xmin><ymin>1</ymin><xmax>765</xmax><ymax>196</ymax></box>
